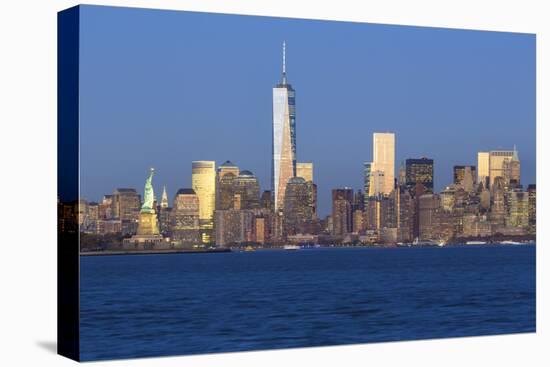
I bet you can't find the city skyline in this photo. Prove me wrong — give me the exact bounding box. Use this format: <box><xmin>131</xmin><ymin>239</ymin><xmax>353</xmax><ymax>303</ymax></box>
<box><xmin>79</xmin><ymin>6</ymin><xmax>535</xmax><ymax>217</ymax></box>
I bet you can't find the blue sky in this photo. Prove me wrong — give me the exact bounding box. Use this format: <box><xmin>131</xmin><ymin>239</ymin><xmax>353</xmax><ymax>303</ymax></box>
<box><xmin>79</xmin><ymin>5</ymin><xmax>536</xmax><ymax>217</ymax></box>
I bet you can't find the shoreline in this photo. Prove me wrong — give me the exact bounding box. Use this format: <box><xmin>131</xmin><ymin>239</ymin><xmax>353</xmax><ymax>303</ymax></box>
<box><xmin>80</xmin><ymin>242</ymin><xmax>535</xmax><ymax>256</ymax></box>
<box><xmin>80</xmin><ymin>248</ymin><xmax>231</xmax><ymax>256</ymax></box>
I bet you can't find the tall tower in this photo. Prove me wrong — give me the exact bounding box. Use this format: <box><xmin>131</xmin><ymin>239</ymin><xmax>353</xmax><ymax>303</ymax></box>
<box><xmin>272</xmin><ymin>41</ymin><xmax>296</xmax><ymax>211</ymax></box>
<box><xmin>371</xmin><ymin>133</ymin><xmax>395</xmax><ymax>195</ymax></box>
<box><xmin>192</xmin><ymin>161</ymin><xmax>216</xmax><ymax>244</ymax></box>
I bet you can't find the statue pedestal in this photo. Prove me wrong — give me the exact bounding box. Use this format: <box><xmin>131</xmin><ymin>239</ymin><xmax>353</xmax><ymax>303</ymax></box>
<box><xmin>137</xmin><ymin>211</ymin><xmax>159</xmax><ymax>236</ymax></box>
<box><xmin>123</xmin><ymin>210</ymin><xmax>167</xmax><ymax>250</ymax></box>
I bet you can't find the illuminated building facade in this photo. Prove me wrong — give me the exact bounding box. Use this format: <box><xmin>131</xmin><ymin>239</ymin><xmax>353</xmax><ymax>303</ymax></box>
<box><xmin>192</xmin><ymin>161</ymin><xmax>216</xmax><ymax>244</ymax></box>
<box><xmin>272</xmin><ymin>42</ymin><xmax>296</xmax><ymax>211</ymax></box>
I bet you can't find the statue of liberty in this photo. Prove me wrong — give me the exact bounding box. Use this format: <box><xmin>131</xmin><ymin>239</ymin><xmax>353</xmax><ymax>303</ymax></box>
<box><xmin>141</xmin><ymin>167</ymin><xmax>155</xmax><ymax>213</ymax></box>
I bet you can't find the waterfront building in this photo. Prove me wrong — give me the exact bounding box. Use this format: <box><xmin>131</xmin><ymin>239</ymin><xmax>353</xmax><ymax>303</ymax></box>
<box><xmin>192</xmin><ymin>161</ymin><xmax>216</xmax><ymax>244</ymax></box>
<box><xmin>397</xmin><ymin>188</ymin><xmax>415</xmax><ymax>242</ymax></box>
<box><xmin>462</xmin><ymin>214</ymin><xmax>492</xmax><ymax>238</ymax></box>
<box><xmin>272</xmin><ymin>41</ymin><xmax>296</xmax><ymax>211</ymax></box>
<box><xmin>528</xmin><ymin>184</ymin><xmax>536</xmax><ymax>231</ymax></box>
<box><xmin>85</xmin><ymin>202</ymin><xmax>99</xmax><ymax>234</ymax></box>
<box><xmin>171</xmin><ymin>188</ymin><xmax>200</xmax><ymax>245</ymax></box>
<box><xmin>215</xmin><ymin>209</ymin><xmax>255</xmax><ymax>246</ymax></box>
<box><xmin>405</xmin><ymin>158</ymin><xmax>434</xmax><ymax>195</ymax></box>
<box><xmin>283</xmin><ymin>177</ymin><xmax>315</xmax><ymax>235</ymax></box>
<box><xmin>453</xmin><ymin>165</ymin><xmax>476</xmax><ymax>192</ymax></box>
<box><xmin>418</xmin><ymin>194</ymin><xmax>440</xmax><ymax>240</ymax></box>
<box><xmin>371</xmin><ymin>132</ymin><xmax>395</xmax><ymax>195</ymax></box>
<box><xmin>332</xmin><ymin>188</ymin><xmax>353</xmax><ymax>236</ymax></box>
<box><xmin>232</xmin><ymin>170</ymin><xmax>260</xmax><ymax>210</ymax></box>
<box><xmin>477</xmin><ymin>152</ymin><xmax>490</xmax><ymax>188</ymax></box>
<box><xmin>296</xmin><ymin>162</ymin><xmax>313</xmax><ymax>182</ymax></box>
<box><xmin>112</xmin><ymin>188</ymin><xmax>140</xmax><ymax>235</ymax></box>
<box><xmin>506</xmin><ymin>189</ymin><xmax>529</xmax><ymax>228</ymax></box>
<box><xmin>97</xmin><ymin>219</ymin><xmax>122</xmax><ymax>234</ymax></box>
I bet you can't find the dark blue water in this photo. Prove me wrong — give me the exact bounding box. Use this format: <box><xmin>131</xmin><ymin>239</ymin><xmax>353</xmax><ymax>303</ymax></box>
<box><xmin>80</xmin><ymin>245</ymin><xmax>536</xmax><ymax>361</ymax></box>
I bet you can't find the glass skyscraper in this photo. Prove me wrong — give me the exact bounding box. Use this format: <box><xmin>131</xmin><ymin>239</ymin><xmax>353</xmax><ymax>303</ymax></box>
<box><xmin>272</xmin><ymin>41</ymin><xmax>296</xmax><ymax>211</ymax></box>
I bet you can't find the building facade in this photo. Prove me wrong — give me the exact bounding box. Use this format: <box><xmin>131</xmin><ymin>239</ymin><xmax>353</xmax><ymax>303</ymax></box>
<box><xmin>272</xmin><ymin>42</ymin><xmax>296</xmax><ymax>211</ymax></box>
<box><xmin>192</xmin><ymin>161</ymin><xmax>216</xmax><ymax>244</ymax></box>
<box><xmin>371</xmin><ymin>133</ymin><xmax>395</xmax><ymax>195</ymax></box>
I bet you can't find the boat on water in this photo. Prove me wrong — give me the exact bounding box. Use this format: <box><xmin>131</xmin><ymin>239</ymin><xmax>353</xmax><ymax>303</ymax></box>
<box><xmin>412</xmin><ymin>238</ymin><xmax>445</xmax><ymax>247</ymax></box>
<box><xmin>244</xmin><ymin>245</ymin><xmax>255</xmax><ymax>251</ymax></box>
<box><xmin>500</xmin><ymin>240</ymin><xmax>522</xmax><ymax>245</ymax></box>
<box><xmin>283</xmin><ymin>244</ymin><xmax>300</xmax><ymax>251</ymax></box>
<box><xmin>465</xmin><ymin>240</ymin><xmax>487</xmax><ymax>245</ymax></box>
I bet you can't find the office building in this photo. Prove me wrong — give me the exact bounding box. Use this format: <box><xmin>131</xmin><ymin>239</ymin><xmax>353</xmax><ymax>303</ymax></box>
<box><xmin>296</xmin><ymin>162</ymin><xmax>313</xmax><ymax>182</ymax></box>
<box><xmin>371</xmin><ymin>132</ymin><xmax>395</xmax><ymax>195</ymax></box>
<box><xmin>171</xmin><ymin>188</ymin><xmax>200</xmax><ymax>245</ymax></box>
<box><xmin>405</xmin><ymin>158</ymin><xmax>434</xmax><ymax>195</ymax></box>
<box><xmin>332</xmin><ymin>188</ymin><xmax>353</xmax><ymax>235</ymax></box>
<box><xmin>272</xmin><ymin>42</ymin><xmax>296</xmax><ymax>211</ymax></box>
<box><xmin>192</xmin><ymin>161</ymin><xmax>216</xmax><ymax>244</ymax></box>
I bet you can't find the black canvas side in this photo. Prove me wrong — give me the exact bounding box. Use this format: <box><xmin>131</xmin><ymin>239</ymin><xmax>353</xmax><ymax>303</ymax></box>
<box><xmin>57</xmin><ymin>5</ymin><xmax>80</xmax><ymax>362</ymax></box>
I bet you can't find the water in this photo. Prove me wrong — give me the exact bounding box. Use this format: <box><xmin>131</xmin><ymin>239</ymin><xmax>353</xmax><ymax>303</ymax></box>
<box><xmin>80</xmin><ymin>245</ymin><xmax>536</xmax><ymax>361</ymax></box>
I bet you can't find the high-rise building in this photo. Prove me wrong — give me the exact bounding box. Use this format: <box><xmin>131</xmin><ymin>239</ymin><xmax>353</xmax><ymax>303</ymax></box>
<box><xmin>418</xmin><ymin>194</ymin><xmax>440</xmax><ymax>240</ymax></box>
<box><xmin>233</xmin><ymin>170</ymin><xmax>260</xmax><ymax>210</ymax></box>
<box><xmin>112</xmin><ymin>188</ymin><xmax>140</xmax><ymax>235</ymax></box>
<box><xmin>527</xmin><ymin>184</ymin><xmax>536</xmax><ymax>231</ymax></box>
<box><xmin>332</xmin><ymin>188</ymin><xmax>353</xmax><ymax>235</ymax></box>
<box><xmin>503</xmin><ymin>147</ymin><xmax>521</xmax><ymax>188</ymax></box>
<box><xmin>296</xmin><ymin>162</ymin><xmax>313</xmax><ymax>182</ymax></box>
<box><xmin>490</xmin><ymin>176</ymin><xmax>506</xmax><ymax>227</ymax></box>
<box><xmin>477</xmin><ymin>152</ymin><xmax>490</xmax><ymax>187</ymax></box>
<box><xmin>283</xmin><ymin>177</ymin><xmax>315</xmax><ymax>235</ymax></box>
<box><xmin>171</xmin><ymin>188</ymin><xmax>200</xmax><ymax>245</ymax></box>
<box><xmin>216</xmin><ymin>160</ymin><xmax>239</xmax><ymax>211</ymax></box>
<box><xmin>369</xmin><ymin>170</ymin><xmax>385</xmax><ymax>197</ymax></box>
<box><xmin>363</xmin><ymin>162</ymin><xmax>372</xmax><ymax>203</ymax></box>
<box><xmin>192</xmin><ymin>161</ymin><xmax>216</xmax><ymax>244</ymax></box>
<box><xmin>405</xmin><ymin>158</ymin><xmax>434</xmax><ymax>195</ymax></box>
<box><xmin>506</xmin><ymin>189</ymin><xmax>529</xmax><ymax>228</ymax></box>
<box><xmin>489</xmin><ymin>150</ymin><xmax>515</xmax><ymax>187</ymax></box>
<box><xmin>453</xmin><ymin>165</ymin><xmax>476</xmax><ymax>192</ymax></box>
<box><xmin>371</xmin><ymin>133</ymin><xmax>395</xmax><ymax>195</ymax></box>
<box><xmin>272</xmin><ymin>41</ymin><xmax>296</xmax><ymax>211</ymax></box>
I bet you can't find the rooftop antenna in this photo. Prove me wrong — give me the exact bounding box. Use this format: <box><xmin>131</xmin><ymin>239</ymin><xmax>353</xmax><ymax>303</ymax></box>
<box><xmin>282</xmin><ymin>41</ymin><xmax>287</xmax><ymax>84</ymax></box>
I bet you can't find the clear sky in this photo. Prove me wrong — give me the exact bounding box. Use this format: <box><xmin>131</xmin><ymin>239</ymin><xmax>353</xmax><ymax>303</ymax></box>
<box><xmin>79</xmin><ymin>5</ymin><xmax>536</xmax><ymax>217</ymax></box>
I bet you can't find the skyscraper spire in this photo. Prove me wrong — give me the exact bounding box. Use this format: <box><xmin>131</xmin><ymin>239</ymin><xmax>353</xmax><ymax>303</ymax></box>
<box><xmin>282</xmin><ymin>41</ymin><xmax>287</xmax><ymax>84</ymax></box>
<box><xmin>160</xmin><ymin>185</ymin><xmax>169</xmax><ymax>209</ymax></box>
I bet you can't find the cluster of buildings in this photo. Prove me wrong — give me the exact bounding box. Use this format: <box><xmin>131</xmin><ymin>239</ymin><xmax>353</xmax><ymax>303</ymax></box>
<box><xmin>69</xmin><ymin>42</ymin><xmax>536</xmax><ymax>249</ymax></box>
